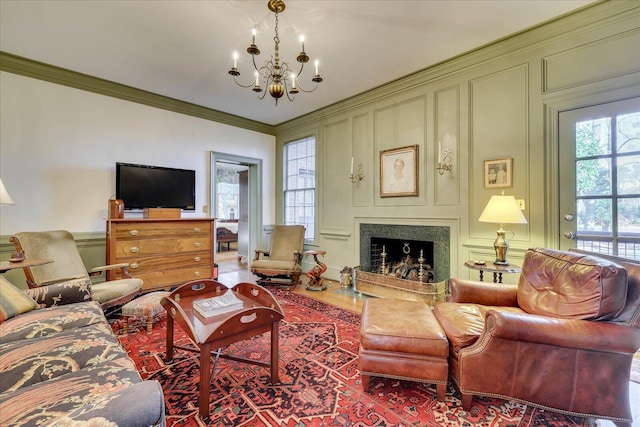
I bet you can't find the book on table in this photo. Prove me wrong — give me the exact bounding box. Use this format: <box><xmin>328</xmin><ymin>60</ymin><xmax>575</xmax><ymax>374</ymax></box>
<box><xmin>193</xmin><ymin>292</ymin><xmax>244</xmax><ymax>317</ymax></box>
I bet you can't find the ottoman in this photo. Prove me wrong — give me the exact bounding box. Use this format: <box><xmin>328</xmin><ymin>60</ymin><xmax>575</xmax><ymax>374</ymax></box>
<box><xmin>121</xmin><ymin>291</ymin><xmax>170</xmax><ymax>334</ymax></box>
<box><xmin>359</xmin><ymin>298</ymin><xmax>449</xmax><ymax>400</ymax></box>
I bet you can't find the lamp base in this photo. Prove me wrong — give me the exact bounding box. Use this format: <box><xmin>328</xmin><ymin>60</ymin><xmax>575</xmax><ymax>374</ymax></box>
<box><xmin>493</xmin><ymin>228</ymin><xmax>510</xmax><ymax>266</ymax></box>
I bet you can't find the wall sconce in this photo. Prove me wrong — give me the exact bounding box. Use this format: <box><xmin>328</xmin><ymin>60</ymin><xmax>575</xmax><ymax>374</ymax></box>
<box><xmin>436</xmin><ymin>142</ymin><xmax>453</xmax><ymax>175</ymax></box>
<box><xmin>350</xmin><ymin>157</ymin><xmax>364</xmax><ymax>183</ymax></box>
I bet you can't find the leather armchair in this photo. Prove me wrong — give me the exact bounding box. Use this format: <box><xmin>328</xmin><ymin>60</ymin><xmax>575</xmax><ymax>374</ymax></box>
<box><xmin>434</xmin><ymin>248</ymin><xmax>640</xmax><ymax>426</ymax></box>
<box><xmin>250</xmin><ymin>225</ymin><xmax>305</xmax><ymax>289</ymax></box>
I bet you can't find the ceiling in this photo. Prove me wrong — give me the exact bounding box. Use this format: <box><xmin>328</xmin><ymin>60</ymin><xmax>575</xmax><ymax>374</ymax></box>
<box><xmin>0</xmin><ymin>0</ymin><xmax>595</xmax><ymax>126</ymax></box>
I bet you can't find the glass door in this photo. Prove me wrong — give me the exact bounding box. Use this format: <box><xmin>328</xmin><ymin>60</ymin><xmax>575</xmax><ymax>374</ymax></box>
<box><xmin>558</xmin><ymin>97</ymin><xmax>640</xmax><ymax>260</ymax></box>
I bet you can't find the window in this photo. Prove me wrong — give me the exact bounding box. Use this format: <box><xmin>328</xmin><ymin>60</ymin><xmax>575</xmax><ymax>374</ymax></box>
<box><xmin>574</xmin><ymin>109</ymin><xmax>640</xmax><ymax>260</ymax></box>
<box><xmin>284</xmin><ymin>136</ymin><xmax>316</xmax><ymax>240</ymax></box>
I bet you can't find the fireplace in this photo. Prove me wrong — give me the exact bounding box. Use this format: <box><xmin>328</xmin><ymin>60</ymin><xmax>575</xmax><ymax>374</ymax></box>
<box><xmin>360</xmin><ymin>223</ymin><xmax>450</xmax><ymax>283</ymax></box>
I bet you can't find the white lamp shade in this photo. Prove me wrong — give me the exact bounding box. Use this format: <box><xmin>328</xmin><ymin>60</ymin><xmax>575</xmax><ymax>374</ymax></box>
<box><xmin>478</xmin><ymin>195</ymin><xmax>527</xmax><ymax>225</ymax></box>
<box><xmin>0</xmin><ymin>179</ymin><xmax>15</xmax><ymax>205</ymax></box>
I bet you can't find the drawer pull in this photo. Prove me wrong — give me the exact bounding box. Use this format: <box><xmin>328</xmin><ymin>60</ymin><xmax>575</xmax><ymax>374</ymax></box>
<box><xmin>194</xmin><ymin>227</ymin><xmax>201</xmax><ymax>233</ymax></box>
<box><xmin>193</xmin><ymin>271</ymin><xmax>201</xmax><ymax>277</ymax></box>
<box><xmin>130</xmin><ymin>246</ymin><xmax>139</xmax><ymax>253</ymax></box>
<box><xmin>129</xmin><ymin>229</ymin><xmax>139</xmax><ymax>236</ymax></box>
<box><xmin>194</xmin><ymin>256</ymin><xmax>202</xmax><ymax>262</ymax></box>
<box><xmin>194</xmin><ymin>242</ymin><xmax>202</xmax><ymax>248</ymax></box>
<box><xmin>130</xmin><ymin>263</ymin><xmax>139</xmax><ymax>269</ymax></box>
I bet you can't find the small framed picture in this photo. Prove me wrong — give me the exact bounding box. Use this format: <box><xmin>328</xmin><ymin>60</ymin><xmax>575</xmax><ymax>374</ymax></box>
<box><xmin>484</xmin><ymin>158</ymin><xmax>513</xmax><ymax>189</ymax></box>
<box><xmin>380</xmin><ymin>145</ymin><xmax>418</xmax><ymax>197</ymax></box>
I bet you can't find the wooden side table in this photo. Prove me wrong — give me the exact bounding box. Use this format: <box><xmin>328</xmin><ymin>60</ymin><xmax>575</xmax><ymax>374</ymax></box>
<box><xmin>464</xmin><ymin>260</ymin><xmax>521</xmax><ymax>283</ymax></box>
<box><xmin>0</xmin><ymin>258</ymin><xmax>53</xmax><ymax>274</ymax></box>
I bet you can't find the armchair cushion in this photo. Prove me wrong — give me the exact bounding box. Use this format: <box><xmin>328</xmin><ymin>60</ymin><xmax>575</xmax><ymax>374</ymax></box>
<box><xmin>517</xmin><ymin>247</ymin><xmax>627</xmax><ymax>320</ymax></box>
<box><xmin>0</xmin><ymin>277</ymin><xmax>38</xmax><ymax>322</ymax></box>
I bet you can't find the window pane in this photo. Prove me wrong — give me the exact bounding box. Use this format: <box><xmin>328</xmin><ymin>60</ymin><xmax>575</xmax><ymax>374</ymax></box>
<box><xmin>576</xmin><ymin>118</ymin><xmax>610</xmax><ymax>157</ymax></box>
<box><xmin>618</xmin><ymin>197</ymin><xmax>640</xmax><ymax>237</ymax></box>
<box><xmin>284</xmin><ymin>136</ymin><xmax>316</xmax><ymax>239</ymax></box>
<box><xmin>617</xmin><ymin>112</ymin><xmax>640</xmax><ymax>154</ymax></box>
<box><xmin>577</xmin><ymin>198</ymin><xmax>612</xmax><ymax>235</ymax></box>
<box><xmin>576</xmin><ymin>158</ymin><xmax>611</xmax><ymax>196</ymax></box>
<box><xmin>618</xmin><ymin>155</ymin><xmax>640</xmax><ymax>195</ymax></box>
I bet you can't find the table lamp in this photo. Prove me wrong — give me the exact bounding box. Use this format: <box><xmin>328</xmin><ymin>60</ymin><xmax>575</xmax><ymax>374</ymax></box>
<box><xmin>478</xmin><ymin>194</ymin><xmax>527</xmax><ymax>266</ymax></box>
<box><xmin>0</xmin><ymin>179</ymin><xmax>15</xmax><ymax>205</ymax></box>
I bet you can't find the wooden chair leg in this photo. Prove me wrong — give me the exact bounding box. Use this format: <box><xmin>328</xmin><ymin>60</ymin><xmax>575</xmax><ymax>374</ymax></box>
<box><xmin>361</xmin><ymin>374</ymin><xmax>370</xmax><ymax>392</ymax></box>
<box><xmin>146</xmin><ymin>315</ymin><xmax>153</xmax><ymax>334</ymax></box>
<box><xmin>436</xmin><ymin>383</ymin><xmax>446</xmax><ymax>401</ymax></box>
<box><xmin>461</xmin><ymin>392</ymin><xmax>473</xmax><ymax>410</ymax></box>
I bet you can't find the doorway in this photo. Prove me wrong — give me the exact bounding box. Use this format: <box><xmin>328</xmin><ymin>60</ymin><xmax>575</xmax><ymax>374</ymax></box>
<box><xmin>558</xmin><ymin>97</ymin><xmax>640</xmax><ymax>260</ymax></box>
<box><xmin>210</xmin><ymin>152</ymin><xmax>263</xmax><ymax>269</ymax></box>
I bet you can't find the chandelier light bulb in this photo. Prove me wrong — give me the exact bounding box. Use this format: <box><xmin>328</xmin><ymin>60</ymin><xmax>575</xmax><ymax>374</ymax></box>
<box><xmin>315</xmin><ymin>60</ymin><xmax>319</xmax><ymax>76</ymax></box>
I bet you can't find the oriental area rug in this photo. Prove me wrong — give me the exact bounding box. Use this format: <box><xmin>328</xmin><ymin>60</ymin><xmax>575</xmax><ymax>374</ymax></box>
<box><xmin>113</xmin><ymin>289</ymin><xmax>593</xmax><ymax>427</ymax></box>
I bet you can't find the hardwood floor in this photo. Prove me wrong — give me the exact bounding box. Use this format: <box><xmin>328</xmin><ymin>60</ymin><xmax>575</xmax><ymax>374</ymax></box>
<box><xmin>215</xmin><ymin>250</ymin><xmax>366</xmax><ymax>313</ymax></box>
<box><xmin>215</xmin><ymin>250</ymin><xmax>639</xmax><ymax>427</ymax></box>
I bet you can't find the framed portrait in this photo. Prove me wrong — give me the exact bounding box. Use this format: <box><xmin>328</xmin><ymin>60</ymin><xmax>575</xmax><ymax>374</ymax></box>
<box><xmin>484</xmin><ymin>157</ymin><xmax>513</xmax><ymax>189</ymax></box>
<box><xmin>380</xmin><ymin>145</ymin><xmax>418</xmax><ymax>197</ymax></box>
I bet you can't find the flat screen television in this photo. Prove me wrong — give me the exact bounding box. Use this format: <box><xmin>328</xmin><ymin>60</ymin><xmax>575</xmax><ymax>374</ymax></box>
<box><xmin>116</xmin><ymin>162</ymin><xmax>196</xmax><ymax>211</ymax></box>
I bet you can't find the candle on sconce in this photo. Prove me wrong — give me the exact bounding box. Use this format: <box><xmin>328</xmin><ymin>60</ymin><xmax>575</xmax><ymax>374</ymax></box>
<box><xmin>233</xmin><ymin>51</ymin><xmax>238</xmax><ymax>69</ymax></box>
<box><xmin>350</xmin><ymin>157</ymin><xmax>354</xmax><ymax>175</ymax></box>
<box><xmin>438</xmin><ymin>141</ymin><xmax>442</xmax><ymax>164</ymax></box>
<box><xmin>300</xmin><ymin>35</ymin><xmax>305</xmax><ymax>51</ymax></box>
<box><xmin>314</xmin><ymin>60</ymin><xmax>319</xmax><ymax>76</ymax></box>
<box><xmin>291</xmin><ymin>73</ymin><xmax>296</xmax><ymax>89</ymax></box>
<box><xmin>254</xmin><ymin>71</ymin><xmax>260</xmax><ymax>87</ymax></box>
<box><xmin>252</xmin><ymin>28</ymin><xmax>256</xmax><ymax>45</ymax></box>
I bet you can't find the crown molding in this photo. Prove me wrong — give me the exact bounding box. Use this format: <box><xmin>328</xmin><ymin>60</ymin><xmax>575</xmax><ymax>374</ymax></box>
<box><xmin>0</xmin><ymin>51</ymin><xmax>276</xmax><ymax>136</ymax></box>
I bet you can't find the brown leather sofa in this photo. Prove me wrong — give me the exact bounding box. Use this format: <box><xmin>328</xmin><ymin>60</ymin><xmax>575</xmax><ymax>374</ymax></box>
<box><xmin>433</xmin><ymin>247</ymin><xmax>640</xmax><ymax>426</ymax></box>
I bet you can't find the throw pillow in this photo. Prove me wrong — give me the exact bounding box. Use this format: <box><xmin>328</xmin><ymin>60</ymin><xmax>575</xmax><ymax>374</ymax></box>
<box><xmin>25</xmin><ymin>277</ymin><xmax>92</xmax><ymax>307</ymax></box>
<box><xmin>0</xmin><ymin>276</ymin><xmax>38</xmax><ymax>322</ymax></box>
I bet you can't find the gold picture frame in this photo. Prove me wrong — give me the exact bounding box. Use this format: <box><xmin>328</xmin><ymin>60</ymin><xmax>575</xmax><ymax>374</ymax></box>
<box><xmin>380</xmin><ymin>145</ymin><xmax>418</xmax><ymax>197</ymax></box>
<box><xmin>484</xmin><ymin>157</ymin><xmax>513</xmax><ymax>189</ymax></box>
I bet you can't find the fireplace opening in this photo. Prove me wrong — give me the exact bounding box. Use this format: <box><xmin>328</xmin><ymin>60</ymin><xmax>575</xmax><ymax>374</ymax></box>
<box><xmin>371</xmin><ymin>238</ymin><xmax>435</xmax><ymax>282</ymax></box>
<box><xmin>360</xmin><ymin>223</ymin><xmax>450</xmax><ymax>283</ymax></box>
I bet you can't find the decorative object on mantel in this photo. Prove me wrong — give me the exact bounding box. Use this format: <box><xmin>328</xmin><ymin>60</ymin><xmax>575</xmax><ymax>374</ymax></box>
<box><xmin>478</xmin><ymin>192</ymin><xmax>527</xmax><ymax>265</ymax></box>
<box><xmin>380</xmin><ymin>145</ymin><xmax>419</xmax><ymax>197</ymax></box>
<box><xmin>349</xmin><ymin>157</ymin><xmax>364</xmax><ymax>183</ymax></box>
<box><xmin>304</xmin><ymin>249</ymin><xmax>327</xmax><ymax>291</ymax></box>
<box><xmin>228</xmin><ymin>0</ymin><xmax>323</xmax><ymax>105</ymax></box>
<box><xmin>0</xmin><ymin>178</ymin><xmax>15</xmax><ymax>205</ymax></box>
<box><xmin>436</xmin><ymin>141</ymin><xmax>453</xmax><ymax>175</ymax></box>
<box><xmin>484</xmin><ymin>157</ymin><xmax>513</xmax><ymax>188</ymax></box>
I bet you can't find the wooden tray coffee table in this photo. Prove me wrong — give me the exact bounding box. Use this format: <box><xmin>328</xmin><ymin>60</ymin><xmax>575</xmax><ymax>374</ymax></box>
<box><xmin>161</xmin><ymin>279</ymin><xmax>285</xmax><ymax>418</ymax></box>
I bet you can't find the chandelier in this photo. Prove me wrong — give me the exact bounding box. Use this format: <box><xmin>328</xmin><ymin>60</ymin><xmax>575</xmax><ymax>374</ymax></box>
<box><xmin>228</xmin><ymin>0</ymin><xmax>323</xmax><ymax>105</ymax></box>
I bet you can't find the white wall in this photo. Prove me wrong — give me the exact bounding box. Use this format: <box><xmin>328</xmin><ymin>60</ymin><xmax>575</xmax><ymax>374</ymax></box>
<box><xmin>0</xmin><ymin>71</ymin><xmax>275</xmax><ymax>235</ymax></box>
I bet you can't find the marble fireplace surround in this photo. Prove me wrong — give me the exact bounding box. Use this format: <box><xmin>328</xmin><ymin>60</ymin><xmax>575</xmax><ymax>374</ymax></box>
<box><xmin>356</xmin><ymin>217</ymin><xmax>459</xmax><ymax>284</ymax></box>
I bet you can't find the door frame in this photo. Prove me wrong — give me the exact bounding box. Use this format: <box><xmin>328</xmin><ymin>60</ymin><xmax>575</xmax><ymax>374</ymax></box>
<box><xmin>544</xmin><ymin>85</ymin><xmax>640</xmax><ymax>249</ymax></box>
<box><xmin>210</xmin><ymin>151</ymin><xmax>263</xmax><ymax>261</ymax></box>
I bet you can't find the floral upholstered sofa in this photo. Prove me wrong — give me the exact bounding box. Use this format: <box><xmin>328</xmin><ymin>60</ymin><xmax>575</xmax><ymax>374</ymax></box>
<box><xmin>0</xmin><ymin>275</ymin><xmax>166</xmax><ymax>427</ymax></box>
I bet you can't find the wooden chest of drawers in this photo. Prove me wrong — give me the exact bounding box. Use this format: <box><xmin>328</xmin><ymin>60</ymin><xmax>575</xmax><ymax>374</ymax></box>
<box><xmin>106</xmin><ymin>218</ymin><xmax>215</xmax><ymax>291</ymax></box>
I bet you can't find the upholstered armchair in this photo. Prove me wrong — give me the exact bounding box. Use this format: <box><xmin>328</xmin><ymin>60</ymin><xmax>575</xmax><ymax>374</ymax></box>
<box><xmin>11</xmin><ymin>230</ymin><xmax>142</xmax><ymax>311</ymax></box>
<box><xmin>250</xmin><ymin>225</ymin><xmax>305</xmax><ymax>289</ymax></box>
<box><xmin>433</xmin><ymin>248</ymin><xmax>640</xmax><ymax>426</ymax></box>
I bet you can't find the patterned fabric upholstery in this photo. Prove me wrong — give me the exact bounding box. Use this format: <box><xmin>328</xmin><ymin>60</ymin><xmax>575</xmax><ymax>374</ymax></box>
<box><xmin>0</xmin><ymin>300</ymin><xmax>165</xmax><ymax>426</ymax></box>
